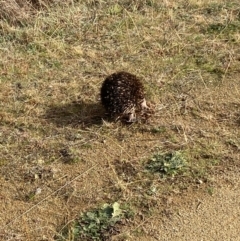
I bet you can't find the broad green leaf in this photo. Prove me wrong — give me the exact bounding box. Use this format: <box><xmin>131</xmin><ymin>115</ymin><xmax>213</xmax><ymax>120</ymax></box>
<box><xmin>112</xmin><ymin>202</ymin><xmax>122</xmax><ymax>218</ymax></box>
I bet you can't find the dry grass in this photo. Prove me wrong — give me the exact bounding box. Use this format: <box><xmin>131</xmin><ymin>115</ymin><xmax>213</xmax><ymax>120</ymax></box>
<box><xmin>0</xmin><ymin>0</ymin><xmax>58</xmax><ymax>24</ymax></box>
<box><xmin>0</xmin><ymin>0</ymin><xmax>240</xmax><ymax>240</ymax></box>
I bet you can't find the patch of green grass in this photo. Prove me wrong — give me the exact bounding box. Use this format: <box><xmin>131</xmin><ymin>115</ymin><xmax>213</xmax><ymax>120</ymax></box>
<box><xmin>108</xmin><ymin>3</ymin><xmax>123</xmax><ymax>15</ymax></box>
<box><xmin>226</xmin><ymin>139</ymin><xmax>240</xmax><ymax>151</ymax></box>
<box><xmin>150</xmin><ymin>126</ymin><xmax>167</xmax><ymax>134</ymax></box>
<box><xmin>207</xmin><ymin>186</ymin><xmax>214</xmax><ymax>196</ymax></box>
<box><xmin>58</xmin><ymin>202</ymin><xmax>133</xmax><ymax>241</ymax></box>
<box><xmin>0</xmin><ymin>159</ymin><xmax>6</xmax><ymax>167</ymax></box>
<box><xmin>204</xmin><ymin>22</ymin><xmax>240</xmax><ymax>36</ymax></box>
<box><xmin>145</xmin><ymin>151</ymin><xmax>188</xmax><ymax>177</ymax></box>
<box><xmin>202</xmin><ymin>3</ymin><xmax>226</xmax><ymax>15</ymax></box>
<box><xmin>25</xmin><ymin>191</ymin><xmax>36</xmax><ymax>201</ymax></box>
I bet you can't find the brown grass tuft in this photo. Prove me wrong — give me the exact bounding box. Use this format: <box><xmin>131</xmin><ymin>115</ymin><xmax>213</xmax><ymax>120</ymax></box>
<box><xmin>0</xmin><ymin>0</ymin><xmax>74</xmax><ymax>24</ymax></box>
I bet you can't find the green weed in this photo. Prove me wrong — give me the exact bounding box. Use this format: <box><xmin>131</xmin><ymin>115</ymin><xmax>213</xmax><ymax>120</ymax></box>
<box><xmin>146</xmin><ymin>151</ymin><xmax>187</xmax><ymax>177</ymax></box>
<box><xmin>58</xmin><ymin>202</ymin><xmax>133</xmax><ymax>241</ymax></box>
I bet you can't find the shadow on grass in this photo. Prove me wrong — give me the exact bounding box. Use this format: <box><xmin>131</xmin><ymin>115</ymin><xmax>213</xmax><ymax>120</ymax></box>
<box><xmin>44</xmin><ymin>101</ymin><xmax>106</xmax><ymax>127</ymax></box>
<box><xmin>236</xmin><ymin>113</ymin><xmax>240</xmax><ymax>126</ymax></box>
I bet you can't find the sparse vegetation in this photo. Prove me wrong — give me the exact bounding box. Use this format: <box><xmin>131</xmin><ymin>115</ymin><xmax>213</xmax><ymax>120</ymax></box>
<box><xmin>57</xmin><ymin>202</ymin><xmax>132</xmax><ymax>241</ymax></box>
<box><xmin>0</xmin><ymin>0</ymin><xmax>239</xmax><ymax>240</ymax></box>
<box><xmin>146</xmin><ymin>151</ymin><xmax>187</xmax><ymax>177</ymax></box>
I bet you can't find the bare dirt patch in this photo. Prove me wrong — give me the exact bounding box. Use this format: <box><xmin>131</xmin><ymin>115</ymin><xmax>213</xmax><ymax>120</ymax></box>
<box><xmin>136</xmin><ymin>167</ymin><xmax>240</xmax><ymax>241</ymax></box>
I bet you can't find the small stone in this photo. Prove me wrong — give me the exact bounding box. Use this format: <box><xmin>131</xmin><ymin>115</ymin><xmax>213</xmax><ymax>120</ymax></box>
<box><xmin>197</xmin><ymin>179</ymin><xmax>203</xmax><ymax>184</ymax></box>
<box><xmin>35</xmin><ymin>188</ymin><xmax>42</xmax><ymax>195</ymax></box>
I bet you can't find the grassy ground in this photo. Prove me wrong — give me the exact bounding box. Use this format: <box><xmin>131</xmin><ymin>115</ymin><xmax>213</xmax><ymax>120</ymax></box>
<box><xmin>0</xmin><ymin>0</ymin><xmax>239</xmax><ymax>240</ymax></box>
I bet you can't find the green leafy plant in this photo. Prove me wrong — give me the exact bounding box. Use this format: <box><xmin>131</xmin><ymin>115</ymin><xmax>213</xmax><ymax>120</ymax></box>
<box><xmin>58</xmin><ymin>202</ymin><xmax>132</xmax><ymax>241</ymax></box>
<box><xmin>146</xmin><ymin>151</ymin><xmax>187</xmax><ymax>177</ymax></box>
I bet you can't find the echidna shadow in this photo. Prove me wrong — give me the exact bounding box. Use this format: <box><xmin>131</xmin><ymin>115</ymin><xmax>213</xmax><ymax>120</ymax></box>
<box><xmin>101</xmin><ymin>71</ymin><xmax>151</xmax><ymax>123</ymax></box>
<box><xmin>44</xmin><ymin>101</ymin><xmax>105</xmax><ymax>127</ymax></box>
<box><xmin>44</xmin><ymin>71</ymin><xmax>151</xmax><ymax>126</ymax></box>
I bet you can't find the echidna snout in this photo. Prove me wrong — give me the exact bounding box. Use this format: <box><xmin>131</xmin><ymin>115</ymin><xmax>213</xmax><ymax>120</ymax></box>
<box><xmin>100</xmin><ymin>71</ymin><xmax>150</xmax><ymax>122</ymax></box>
<box><xmin>140</xmin><ymin>98</ymin><xmax>149</xmax><ymax>110</ymax></box>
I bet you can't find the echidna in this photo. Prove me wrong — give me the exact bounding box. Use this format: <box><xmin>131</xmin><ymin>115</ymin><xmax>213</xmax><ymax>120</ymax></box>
<box><xmin>100</xmin><ymin>71</ymin><xmax>150</xmax><ymax>122</ymax></box>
